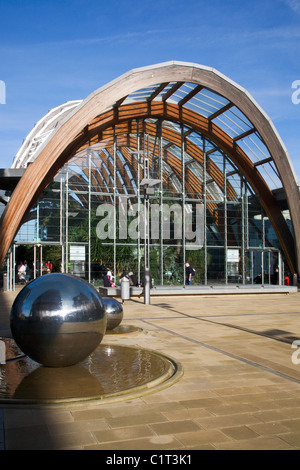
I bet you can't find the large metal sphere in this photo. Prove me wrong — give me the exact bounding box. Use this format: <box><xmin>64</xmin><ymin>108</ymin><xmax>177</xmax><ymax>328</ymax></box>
<box><xmin>10</xmin><ymin>274</ymin><xmax>107</xmax><ymax>367</ymax></box>
<box><xmin>102</xmin><ymin>297</ymin><xmax>123</xmax><ymax>331</ymax></box>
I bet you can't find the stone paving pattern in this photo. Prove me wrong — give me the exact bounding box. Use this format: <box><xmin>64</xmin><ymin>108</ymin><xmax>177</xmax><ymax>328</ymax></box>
<box><xmin>1</xmin><ymin>289</ymin><xmax>300</xmax><ymax>450</ymax></box>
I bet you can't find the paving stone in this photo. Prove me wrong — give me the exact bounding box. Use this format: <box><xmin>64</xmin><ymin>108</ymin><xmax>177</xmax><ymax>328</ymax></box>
<box><xmin>221</xmin><ymin>425</ymin><xmax>260</xmax><ymax>440</ymax></box>
<box><xmin>93</xmin><ymin>425</ymin><xmax>156</xmax><ymax>443</ymax></box>
<box><xmin>106</xmin><ymin>412</ymin><xmax>168</xmax><ymax>428</ymax></box>
<box><xmin>248</xmin><ymin>422</ymin><xmax>291</xmax><ymax>436</ymax></box>
<box><xmin>196</xmin><ymin>413</ymin><xmax>262</xmax><ymax>429</ymax></box>
<box><xmin>176</xmin><ymin>429</ymin><xmax>232</xmax><ymax>447</ymax></box>
<box><xmin>277</xmin><ymin>431</ymin><xmax>300</xmax><ymax>448</ymax></box>
<box><xmin>1</xmin><ymin>291</ymin><xmax>300</xmax><ymax>450</ymax></box>
<box><xmin>149</xmin><ymin>419</ymin><xmax>202</xmax><ymax>435</ymax></box>
<box><xmin>217</xmin><ymin>436</ymin><xmax>295</xmax><ymax>450</ymax></box>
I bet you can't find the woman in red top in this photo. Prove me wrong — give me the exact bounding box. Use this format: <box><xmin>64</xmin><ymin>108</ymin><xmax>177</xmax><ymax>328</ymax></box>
<box><xmin>46</xmin><ymin>261</ymin><xmax>53</xmax><ymax>273</ymax></box>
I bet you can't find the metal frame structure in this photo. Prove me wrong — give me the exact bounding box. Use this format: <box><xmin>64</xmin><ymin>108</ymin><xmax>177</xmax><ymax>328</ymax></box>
<box><xmin>0</xmin><ymin>61</ymin><xmax>299</xmax><ymax>279</ymax></box>
<box><xmin>12</xmin><ymin>127</ymin><xmax>286</xmax><ymax>288</ymax></box>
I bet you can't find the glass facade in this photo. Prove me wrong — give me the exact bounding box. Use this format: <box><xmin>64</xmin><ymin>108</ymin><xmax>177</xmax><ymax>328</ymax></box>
<box><xmin>13</xmin><ymin>119</ymin><xmax>290</xmax><ymax>287</ymax></box>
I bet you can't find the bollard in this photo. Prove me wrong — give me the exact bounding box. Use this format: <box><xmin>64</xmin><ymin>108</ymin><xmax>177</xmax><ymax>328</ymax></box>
<box><xmin>144</xmin><ymin>268</ymin><xmax>150</xmax><ymax>305</ymax></box>
<box><xmin>121</xmin><ymin>276</ymin><xmax>130</xmax><ymax>304</ymax></box>
<box><xmin>2</xmin><ymin>274</ymin><xmax>7</xmax><ymax>292</ymax></box>
<box><xmin>293</xmin><ymin>273</ymin><xmax>298</xmax><ymax>287</ymax></box>
<box><xmin>0</xmin><ymin>340</ymin><xmax>5</xmax><ymax>365</ymax></box>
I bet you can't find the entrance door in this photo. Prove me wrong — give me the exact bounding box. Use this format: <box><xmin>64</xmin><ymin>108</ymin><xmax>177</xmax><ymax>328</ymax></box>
<box><xmin>245</xmin><ymin>249</ymin><xmax>281</xmax><ymax>285</ymax></box>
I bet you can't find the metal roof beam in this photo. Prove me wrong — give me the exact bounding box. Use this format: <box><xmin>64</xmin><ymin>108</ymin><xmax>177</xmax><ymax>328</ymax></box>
<box><xmin>178</xmin><ymin>85</ymin><xmax>203</xmax><ymax>106</ymax></box>
<box><xmin>253</xmin><ymin>157</ymin><xmax>273</xmax><ymax>167</ymax></box>
<box><xmin>114</xmin><ymin>96</ymin><xmax>128</xmax><ymax>108</ymax></box>
<box><xmin>233</xmin><ymin>127</ymin><xmax>256</xmax><ymax>142</ymax></box>
<box><xmin>206</xmin><ymin>147</ymin><xmax>219</xmax><ymax>156</ymax></box>
<box><xmin>208</xmin><ymin>102</ymin><xmax>233</xmax><ymax>121</ymax></box>
<box><xmin>147</xmin><ymin>82</ymin><xmax>169</xmax><ymax>101</ymax></box>
<box><xmin>162</xmin><ymin>82</ymin><xmax>184</xmax><ymax>101</ymax></box>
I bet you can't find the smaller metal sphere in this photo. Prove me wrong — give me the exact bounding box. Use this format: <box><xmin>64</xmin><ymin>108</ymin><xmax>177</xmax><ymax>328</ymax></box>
<box><xmin>10</xmin><ymin>274</ymin><xmax>107</xmax><ymax>367</ymax></box>
<box><xmin>102</xmin><ymin>297</ymin><xmax>123</xmax><ymax>331</ymax></box>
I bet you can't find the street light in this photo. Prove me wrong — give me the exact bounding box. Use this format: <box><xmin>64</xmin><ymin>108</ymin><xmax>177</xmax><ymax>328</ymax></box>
<box><xmin>140</xmin><ymin>177</ymin><xmax>161</xmax><ymax>304</ymax></box>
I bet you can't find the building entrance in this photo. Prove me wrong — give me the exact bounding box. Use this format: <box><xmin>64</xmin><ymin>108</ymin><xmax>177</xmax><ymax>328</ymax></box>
<box><xmin>11</xmin><ymin>244</ymin><xmax>62</xmax><ymax>288</ymax></box>
<box><xmin>245</xmin><ymin>249</ymin><xmax>282</xmax><ymax>285</ymax></box>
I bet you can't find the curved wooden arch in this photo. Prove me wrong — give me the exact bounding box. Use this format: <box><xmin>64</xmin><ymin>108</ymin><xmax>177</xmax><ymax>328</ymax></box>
<box><xmin>0</xmin><ymin>62</ymin><xmax>299</xmax><ymax>273</ymax></box>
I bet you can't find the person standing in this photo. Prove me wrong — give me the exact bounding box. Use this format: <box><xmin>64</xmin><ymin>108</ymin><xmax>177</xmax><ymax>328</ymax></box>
<box><xmin>45</xmin><ymin>260</ymin><xmax>53</xmax><ymax>273</ymax></box>
<box><xmin>17</xmin><ymin>261</ymin><xmax>26</xmax><ymax>283</ymax></box>
<box><xmin>185</xmin><ymin>262</ymin><xmax>193</xmax><ymax>285</ymax></box>
<box><xmin>128</xmin><ymin>272</ymin><xmax>138</xmax><ymax>287</ymax></box>
<box><xmin>24</xmin><ymin>262</ymin><xmax>30</xmax><ymax>283</ymax></box>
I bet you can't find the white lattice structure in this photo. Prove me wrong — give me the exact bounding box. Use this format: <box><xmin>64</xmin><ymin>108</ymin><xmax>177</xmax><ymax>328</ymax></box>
<box><xmin>12</xmin><ymin>100</ymin><xmax>82</xmax><ymax>169</ymax></box>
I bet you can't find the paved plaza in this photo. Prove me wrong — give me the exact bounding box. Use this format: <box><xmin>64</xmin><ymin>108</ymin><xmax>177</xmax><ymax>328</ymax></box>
<box><xmin>1</xmin><ymin>289</ymin><xmax>300</xmax><ymax>450</ymax></box>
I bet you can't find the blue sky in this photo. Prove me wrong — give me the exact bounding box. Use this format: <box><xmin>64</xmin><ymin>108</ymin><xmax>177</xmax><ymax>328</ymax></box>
<box><xmin>0</xmin><ymin>0</ymin><xmax>300</xmax><ymax>183</ymax></box>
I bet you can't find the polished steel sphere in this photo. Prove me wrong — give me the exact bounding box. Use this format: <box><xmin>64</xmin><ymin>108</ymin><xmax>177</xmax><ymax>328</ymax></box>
<box><xmin>10</xmin><ymin>274</ymin><xmax>107</xmax><ymax>367</ymax></box>
<box><xmin>102</xmin><ymin>297</ymin><xmax>123</xmax><ymax>331</ymax></box>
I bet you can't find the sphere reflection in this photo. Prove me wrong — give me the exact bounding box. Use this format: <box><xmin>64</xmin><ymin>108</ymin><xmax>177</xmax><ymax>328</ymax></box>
<box><xmin>103</xmin><ymin>297</ymin><xmax>123</xmax><ymax>331</ymax></box>
<box><xmin>10</xmin><ymin>274</ymin><xmax>107</xmax><ymax>367</ymax></box>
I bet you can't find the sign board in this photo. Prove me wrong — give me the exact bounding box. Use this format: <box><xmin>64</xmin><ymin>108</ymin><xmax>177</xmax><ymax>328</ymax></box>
<box><xmin>70</xmin><ymin>245</ymin><xmax>86</xmax><ymax>261</ymax></box>
<box><xmin>227</xmin><ymin>249</ymin><xmax>239</xmax><ymax>263</ymax></box>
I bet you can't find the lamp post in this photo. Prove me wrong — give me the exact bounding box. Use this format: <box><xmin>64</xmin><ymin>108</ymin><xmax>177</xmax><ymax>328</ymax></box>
<box><xmin>140</xmin><ymin>177</ymin><xmax>161</xmax><ymax>305</ymax></box>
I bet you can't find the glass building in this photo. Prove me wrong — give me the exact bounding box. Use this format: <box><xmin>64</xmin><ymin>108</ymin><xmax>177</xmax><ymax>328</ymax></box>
<box><xmin>1</xmin><ymin>62</ymin><xmax>299</xmax><ymax>290</ymax></box>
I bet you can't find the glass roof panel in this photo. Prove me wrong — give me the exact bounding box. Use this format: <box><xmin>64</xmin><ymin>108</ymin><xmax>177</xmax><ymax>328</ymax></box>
<box><xmin>226</xmin><ymin>106</ymin><xmax>254</xmax><ymax>130</ymax></box>
<box><xmin>182</xmin><ymin>88</ymin><xmax>228</xmax><ymax>119</ymax></box>
<box><xmin>184</xmin><ymin>99</ymin><xmax>214</xmax><ymax>118</ymax></box>
<box><xmin>214</xmin><ymin>107</ymin><xmax>253</xmax><ymax>139</ymax></box>
<box><xmin>158</xmin><ymin>82</ymin><xmax>177</xmax><ymax>95</ymax></box>
<box><xmin>166</xmin><ymin>90</ymin><xmax>183</xmax><ymax>105</ymax></box>
<box><xmin>92</xmin><ymin>79</ymin><xmax>284</xmax><ymax>193</ymax></box>
<box><xmin>123</xmin><ymin>84</ymin><xmax>161</xmax><ymax>104</ymax></box>
<box><xmin>238</xmin><ymin>133</ymin><xmax>271</xmax><ymax>164</ymax></box>
<box><xmin>254</xmin><ymin>162</ymin><xmax>282</xmax><ymax>190</ymax></box>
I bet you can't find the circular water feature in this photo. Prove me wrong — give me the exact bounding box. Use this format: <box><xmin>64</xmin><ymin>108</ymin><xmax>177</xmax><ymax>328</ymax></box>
<box><xmin>0</xmin><ymin>339</ymin><xmax>182</xmax><ymax>405</ymax></box>
<box><xmin>105</xmin><ymin>325</ymin><xmax>142</xmax><ymax>335</ymax></box>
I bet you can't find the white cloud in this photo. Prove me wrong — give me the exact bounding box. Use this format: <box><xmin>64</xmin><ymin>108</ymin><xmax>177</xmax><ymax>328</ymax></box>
<box><xmin>0</xmin><ymin>28</ymin><xmax>174</xmax><ymax>52</ymax></box>
<box><xmin>282</xmin><ymin>0</ymin><xmax>300</xmax><ymax>12</ymax></box>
